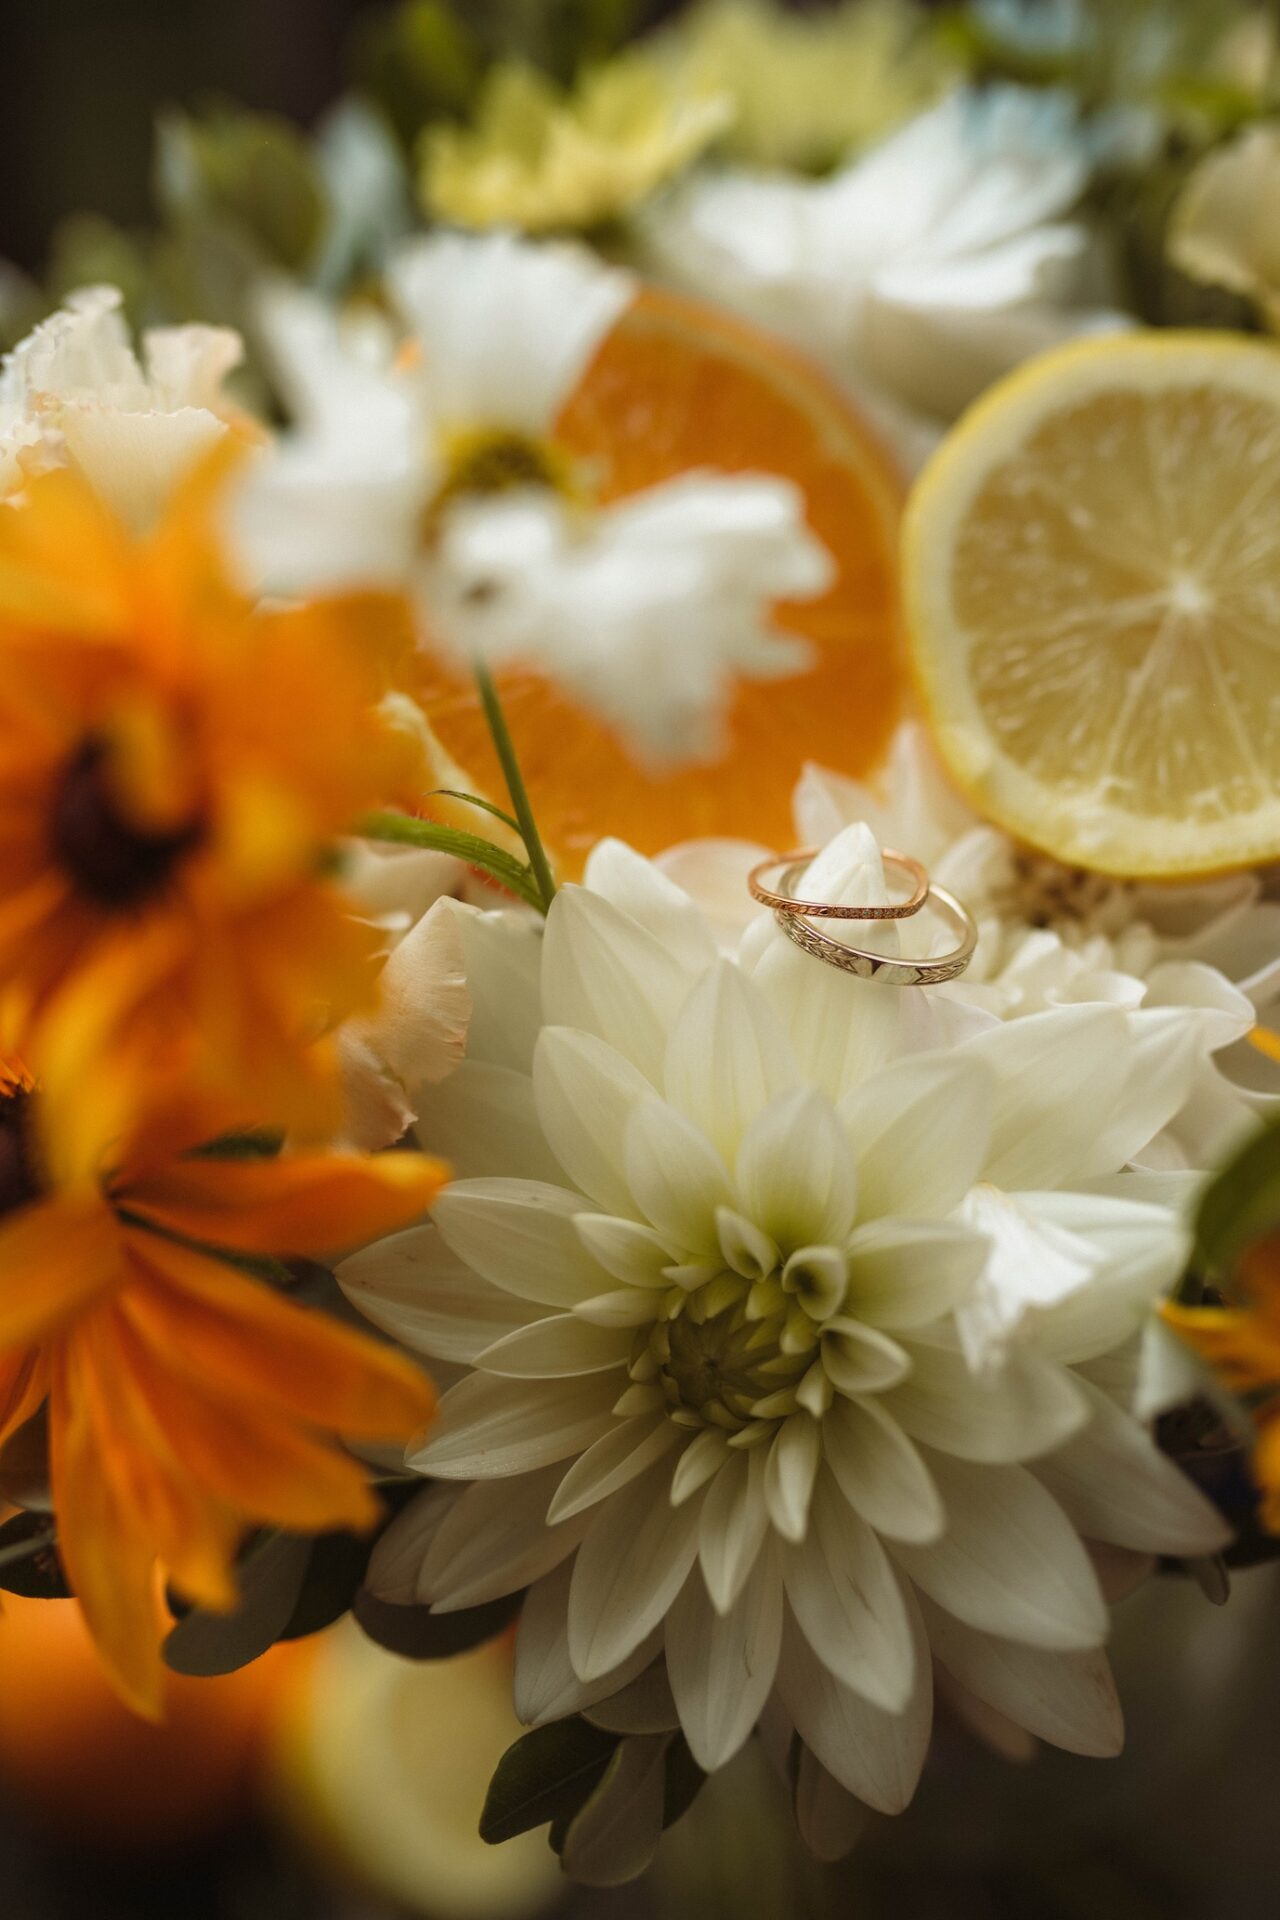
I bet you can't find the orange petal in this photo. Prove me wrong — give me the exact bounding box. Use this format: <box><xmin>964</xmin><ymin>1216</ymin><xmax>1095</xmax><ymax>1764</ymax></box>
<box><xmin>123</xmin><ymin>1233</ymin><xmax>435</xmax><ymax>1440</ymax></box>
<box><xmin>74</xmin><ymin>1305</ymin><xmax>243</xmax><ymax>1614</ymax></box>
<box><xmin>48</xmin><ymin>1335</ymin><xmax>167</xmax><ymax>1720</ymax></box>
<box><xmin>0</xmin><ymin>1345</ymin><xmax>46</xmax><ymax>1445</ymax></box>
<box><xmin>124</xmin><ymin>1148</ymin><xmax>447</xmax><ymax>1259</ymax></box>
<box><xmin>116</xmin><ymin>1279</ymin><xmax>385</xmax><ymax>1534</ymax></box>
<box><xmin>0</xmin><ymin>1197</ymin><xmax>121</xmax><ymax>1349</ymax></box>
<box><xmin>1163</xmin><ymin>1302</ymin><xmax>1280</xmax><ymax>1391</ymax></box>
<box><xmin>0</xmin><ymin>468</ymin><xmax>134</xmax><ymax>637</ymax></box>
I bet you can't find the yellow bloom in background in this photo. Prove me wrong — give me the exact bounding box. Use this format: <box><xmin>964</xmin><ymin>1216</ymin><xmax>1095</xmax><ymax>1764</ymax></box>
<box><xmin>659</xmin><ymin>0</ymin><xmax>955</xmax><ymax>174</ymax></box>
<box><xmin>420</xmin><ymin>55</ymin><xmax>733</xmax><ymax>234</ymax></box>
<box><xmin>1170</xmin><ymin>122</ymin><xmax>1280</xmax><ymax>329</ymax></box>
<box><xmin>0</xmin><ymin>1068</ymin><xmax>443</xmax><ymax>1715</ymax></box>
<box><xmin>0</xmin><ymin>451</ymin><xmax>423</xmax><ymax>1134</ymax></box>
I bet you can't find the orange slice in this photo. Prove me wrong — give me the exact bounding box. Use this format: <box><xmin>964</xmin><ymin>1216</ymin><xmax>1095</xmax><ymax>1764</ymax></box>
<box><xmin>415</xmin><ymin>286</ymin><xmax>907</xmax><ymax>870</ymax></box>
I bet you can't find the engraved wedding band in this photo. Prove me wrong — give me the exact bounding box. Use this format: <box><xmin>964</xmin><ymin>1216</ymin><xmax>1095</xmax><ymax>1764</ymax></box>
<box><xmin>749</xmin><ymin>847</ymin><xmax>977</xmax><ymax>986</ymax></box>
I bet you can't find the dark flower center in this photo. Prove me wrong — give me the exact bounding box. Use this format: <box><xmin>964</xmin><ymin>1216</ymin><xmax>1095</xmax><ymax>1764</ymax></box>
<box><xmin>51</xmin><ymin>738</ymin><xmax>202</xmax><ymax>911</ymax></box>
<box><xmin>0</xmin><ymin>1089</ymin><xmax>41</xmax><ymax>1218</ymax></box>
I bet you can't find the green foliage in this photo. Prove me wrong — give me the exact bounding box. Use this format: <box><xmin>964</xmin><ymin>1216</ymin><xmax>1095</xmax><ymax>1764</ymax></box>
<box><xmin>155</xmin><ymin>103</ymin><xmax>327</xmax><ymax>277</ymax></box>
<box><xmin>1192</xmin><ymin>1116</ymin><xmax>1280</xmax><ymax>1286</ymax></box>
<box><xmin>480</xmin><ymin>1717</ymin><xmax>623</xmax><ymax>1844</ymax></box>
<box><xmin>353</xmin><ymin>1586</ymin><xmax>523</xmax><ymax>1658</ymax></box>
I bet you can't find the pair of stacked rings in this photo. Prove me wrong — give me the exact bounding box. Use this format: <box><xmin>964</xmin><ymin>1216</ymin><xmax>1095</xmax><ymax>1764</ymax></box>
<box><xmin>747</xmin><ymin>847</ymin><xmax>978</xmax><ymax>986</ymax></box>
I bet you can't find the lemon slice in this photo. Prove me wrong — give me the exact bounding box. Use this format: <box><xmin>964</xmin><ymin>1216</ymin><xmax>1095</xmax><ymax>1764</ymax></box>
<box><xmin>271</xmin><ymin>1628</ymin><xmax>561</xmax><ymax>1920</ymax></box>
<box><xmin>904</xmin><ymin>332</ymin><xmax>1280</xmax><ymax>878</ymax></box>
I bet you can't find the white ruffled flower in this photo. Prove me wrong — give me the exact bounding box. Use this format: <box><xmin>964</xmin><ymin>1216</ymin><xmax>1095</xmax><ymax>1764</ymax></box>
<box><xmin>640</xmin><ymin>85</ymin><xmax>1126</xmax><ymax>463</ymax></box>
<box><xmin>341</xmin><ymin>823</ymin><xmax>1227</xmax><ymax>1859</ymax></box>
<box><xmin>0</xmin><ymin>285</ymin><xmax>243</xmax><ymax>527</ymax></box>
<box><xmin>232</xmin><ymin>230</ymin><xmax>830</xmax><ymax>768</ymax></box>
<box><xmin>662</xmin><ymin>727</ymin><xmax>1273</xmax><ymax>1169</ymax></box>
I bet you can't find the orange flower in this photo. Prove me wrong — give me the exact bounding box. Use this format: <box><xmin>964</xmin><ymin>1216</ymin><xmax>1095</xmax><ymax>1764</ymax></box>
<box><xmin>0</xmin><ymin>1068</ymin><xmax>444</xmax><ymax>1716</ymax></box>
<box><xmin>1166</xmin><ymin>1232</ymin><xmax>1280</xmax><ymax>1527</ymax></box>
<box><xmin>0</xmin><ymin>452</ymin><xmax>422</xmax><ymax>1133</ymax></box>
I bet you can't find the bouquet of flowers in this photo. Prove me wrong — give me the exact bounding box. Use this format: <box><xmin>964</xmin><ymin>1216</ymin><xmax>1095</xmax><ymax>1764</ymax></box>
<box><xmin>4</xmin><ymin>0</ymin><xmax>1280</xmax><ymax>1899</ymax></box>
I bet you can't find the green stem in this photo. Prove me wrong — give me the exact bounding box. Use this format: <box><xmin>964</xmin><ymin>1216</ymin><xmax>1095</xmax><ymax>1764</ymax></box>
<box><xmin>475</xmin><ymin>665</ymin><xmax>557</xmax><ymax>913</ymax></box>
<box><xmin>359</xmin><ymin>812</ymin><xmax>544</xmax><ymax>912</ymax></box>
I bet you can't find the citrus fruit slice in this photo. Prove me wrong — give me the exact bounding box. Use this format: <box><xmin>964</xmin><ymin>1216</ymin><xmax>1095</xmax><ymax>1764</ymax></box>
<box><xmin>417</xmin><ymin>286</ymin><xmax>906</xmax><ymax>871</ymax></box>
<box><xmin>905</xmin><ymin>331</ymin><xmax>1280</xmax><ymax>878</ymax></box>
<box><xmin>272</xmin><ymin>1626</ymin><xmax>560</xmax><ymax>1920</ymax></box>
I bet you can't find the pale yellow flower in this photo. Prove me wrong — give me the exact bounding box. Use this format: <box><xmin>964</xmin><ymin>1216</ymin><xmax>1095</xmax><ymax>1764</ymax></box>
<box><xmin>1170</xmin><ymin>122</ymin><xmax>1280</xmax><ymax>328</ymax></box>
<box><xmin>420</xmin><ymin>57</ymin><xmax>732</xmax><ymax>235</ymax></box>
<box><xmin>661</xmin><ymin>0</ymin><xmax>955</xmax><ymax>174</ymax></box>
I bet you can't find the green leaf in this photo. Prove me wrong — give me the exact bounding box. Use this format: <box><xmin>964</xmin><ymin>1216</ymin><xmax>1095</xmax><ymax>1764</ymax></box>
<box><xmin>480</xmin><ymin>1716</ymin><xmax>621</xmax><ymax>1844</ymax></box>
<box><xmin>155</xmin><ymin>105</ymin><xmax>328</xmax><ymax>276</ymax></box>
<box><xmin>188</xmin><ymin>1128</ymin><xmax>285</xmax><ymax>1161</ymax></box>
<box><xmin>1193</xmin><ymin>1118</ymin><xmax>1280</xmax><ymax>1281</ymax></box>
<box><xmin>0</xmin><ymin>1511</ymin><xmax>69</xmax><ymax>1599</ymax></box>
<box><xmin>163</xmin><ymin>1531</ymin><xmax>312</xmax><ymax>1677</ymax></box>
<box><xmin>359</xmin><ymin>810</ymin><xmax>545</xmax><ymax>910</ymax></box>
<box><xmin>429</xmin><ymin>789</ymin><xmax>524</xmax><ymax>837</ymax></box>
<box><xmin>354</xmin><ymin>2</ymin><xmax>488</xmax><ymax>148</ymax></box>
<box><xmin>354</xmin><ymin>1587</ymin><xmax>522</xmax><ymax>1660</ymax></box>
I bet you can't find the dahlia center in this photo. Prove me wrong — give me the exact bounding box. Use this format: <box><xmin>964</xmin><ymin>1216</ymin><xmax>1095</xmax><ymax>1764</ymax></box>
<box><xmin>0</xmin><ymin>1086</ymin><xmax>41</xmax><ymax>1218</ymax></box>
<box><xmin>51</xmin><ymin>737</ymin><xmax>203</xmax><ymax>911</ymax></box>
<box><xmin>640</xmin><ymin>1266</ymin><xmax>830</xmax><ymax>1439</ymax></box>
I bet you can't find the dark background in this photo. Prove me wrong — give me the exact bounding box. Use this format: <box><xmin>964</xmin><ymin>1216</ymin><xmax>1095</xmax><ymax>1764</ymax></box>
<box><xmin>0</xmin><ymin>0</ymin><xmax>710</xmax><ymax>274</ymax></box>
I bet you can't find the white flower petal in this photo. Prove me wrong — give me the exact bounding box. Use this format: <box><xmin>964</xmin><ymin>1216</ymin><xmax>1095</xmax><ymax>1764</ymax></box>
<box><xmin>625</xmin><ymin>1095</ymin><xmax>735</xmax><ymax>1258</ymax></box>
<box><xmin>450</xmin><ymin>905</ymin><xmax>545</xmax><ymax>1073</ymax></box>
<box><xmin>1034</xmin><ymin>1380</ymin><xmax>1231</xmax><ymax>1557</ymax></box>
<box><xmin>432</xmin><ymin>1178</ymin><xmax>605</xmax><ymax>1306</ymax></box>
<box><xmin>671</xmin><ymin>1428</ymin><xmax>732</xmax><ymax>1505</ymax></box>
<box><xmin>699</xmin><ymin>1447</ymin><xmax>771</xmax><ymax>1612</ymax></box>
<box><xmin>418</xmin><ymin>1464</ymin><xmax>591</xmax><ymax>1609</ymax></box>
<box><xmin>666</xmin><ymin>1547</ymin><xmax>784</xmax><ymax>1771</ymax></box>
<box><xmin>559</xmin><ymin>1733</ymin><xmax>671</xmax><ymax>1889</ymax></box>
<box><xmin>917</xmin><ymin>1596</ymin><xmax>1123</xmax><ymax>1758</ymax></box>
<box><xmin>781</xmin><ymin>1470</ymin><xmax>915</xmax><ymax>1710</ymax></box>
<box><xmin>891</xmin><ymin>1451</ymin><xmax>1108</xmax><ymax>1651</ymax></box>
<box><xmin>541</xmin><ymin>884</ymin><xmax>703</xmax><ymax>1083</ymax></box>
<box><xmin>1017</xmin><ymin>1192</ymin><xmax>1189</xmax><ymax>1366</ymax></box>
<box><xmin>337</xmin><ymin>1223</ymin><xmax>540</xmax><ymax>1361</ymax></box>
<box><xmin>475</xmin><ymin>1315</ymin><xmax>632</xmax><ymax>1378</ymax></box>
<box><xmin>533</xmin><ymin>1026</ymin><xmax>651</xmax><ymax>1216</ymax></box>
<box><xmin>845</xmin><ymin>1218</ymin><xmax>990</xmax><ymax>1331</ymax></box>
<box><xmin>764</xmin><ymin>1415</ymin><xmax>822</xmax><ymax>1542</ymax></box>
<box><xmin>583</xmin><ymin>839</ymin><xmax>718</xmax><ymax>974</ymax></box>
<box><xmin>778</xmin><ymin>1585</ymin><xmax>932</xmax><ymax>1816</ymax></box>
<box><xmin>839</xmin><ymin>1053</ymin><xmax>995</xmax><ymax>1220</ymax></box>
<box><xmin>737</xmin><ymin>1086</ymin><xmax>859</xmax><ymax>1250</ymax></box>
<box><xmin>962</xmin><ymin>1005</ymin><xmax>1134</xmax><ymax>1189</ymax></box>
<box><xmin>413</xmin><ymin>1371</ymin><xmax>618</xmax><ymax>1479</ymax></box>
<box><xmin>513</xmin><ymin>1558</ymin><xmax>663</xmax><ymax>1726</ymax></box>
<box><xmin>793</xmin><ymin>1746</ymin><xmax>870</xmax><ymax>1865</ymax></box>
<box><xmin>418</xmin><ymin>1060</ymin><xmax>564</xmax><ymax>1183</ymax></box>
<box><xmin>573</xmin><ymin>1214</ymin><xmax>676</xmax><ymax>1286</ymax></box>
<box><xmin>548</xmin><ymin>1415</ymin><xmax>682</xmax><ymax>1524</ymax></box>
<box><xmin>568</xmin><ymin>1462</ymin><xmax>704</xmax><ymax>1681</ymax></box>
<box><xmin>664</xmin><ymin>960</ymin><xmax>800</xmax><ymax>1164</ymax></box>
<box><xmin>365</xmin><ymin>1482</ymin><xmax>462</xmax><ymax>1603</ymax></box>
<box><xmin>822</xmin><ymin>1397</ymin><xmax>944</xmax><ymax>1545</ymax></box>
<box><xmin>583</xmin><ymin>1660</ymin><xmax>678</xmax><ymax>1735</ymax></box>
<box><xmin>389</xmin><ymin>230</ymin><xmax>633</xmax><ymax>434</ymax></box>
<box><xmin>884</xmin><ymin>1340</ymin><xmax>1090</xmax><ymax>1462</ymax></box>
<box><xmin>822</xmin><ymin>1322</ymin><xmax>912</xmax><ymax>1395</ymax></box>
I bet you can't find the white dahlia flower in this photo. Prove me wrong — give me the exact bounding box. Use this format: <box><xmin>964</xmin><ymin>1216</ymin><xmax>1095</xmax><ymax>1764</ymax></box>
<box><xmin>340</xmin><ymin>823</ymin><xmax>1228</xmax><ymax>1858</ymax></box>
<box><xmin>662</xmin><ymin>725</ymin><xmax>1270</xmax><ymax>1169</ymax></box>
<box><xmin>231</xmin><ymin>230</ymin><xmax>829</xmax><ymax>768</ymax></box>
<box><xmin>0</xmin><ymin>285</ymin><xmax>244</xmax><ymax>528</ymax></box>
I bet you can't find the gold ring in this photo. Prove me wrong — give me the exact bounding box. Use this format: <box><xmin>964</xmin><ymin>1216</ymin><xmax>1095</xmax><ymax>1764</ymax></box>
<box><xmin>748</xmin><ymin>847</ymin><xmax>929</xmax><ymax>921</ymax></box>
<box><xmin>774</xmin><ymin>883</ymin><xmax>978</xmax><ymax>986</ymax></box>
